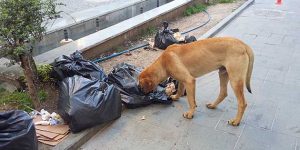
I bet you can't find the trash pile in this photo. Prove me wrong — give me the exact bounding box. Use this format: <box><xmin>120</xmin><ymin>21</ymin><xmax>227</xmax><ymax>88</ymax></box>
<box><xmin>0</xmin><ymin>23</ymin><xmax>188</xmax><ymax>147</ymax></box>
<box><xmin>154</xmin><ymin>21</ymin><xmax>197</xmax><ymax>50</ymax></box>
<box><xmin>32</xmin><ymin>110</ymin><xmax>69</xmax><ymax>146</ymax></box>
<box><xmin>108</xmin><ymin>63</ymin><xmax>173</xmax><ymax>108</ymax></box>
<box><xmin>52</xmin><ymin>51</ymin><xmax>121</xmax><ymax>133</ymax></box>
<box><xmin>51</xmin><ymin>52</ymin><xmax>178</xmax><ymax>133</ymax></box>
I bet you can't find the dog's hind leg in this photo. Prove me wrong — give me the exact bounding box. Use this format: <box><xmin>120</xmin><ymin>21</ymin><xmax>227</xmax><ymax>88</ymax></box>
<box><xmin>228</xmin><ymin>79</ymin><xmax>247</xmax><ymax>126</ymax></box>
<box><xmin>170</xmin><ymin>82</ymin><xmax>185</xmax><ymax>100</ymax></box>
<box><xmin>206</xmin><ymin>67</ymin><xmax>229</xmax><ymax>109</ymax></box>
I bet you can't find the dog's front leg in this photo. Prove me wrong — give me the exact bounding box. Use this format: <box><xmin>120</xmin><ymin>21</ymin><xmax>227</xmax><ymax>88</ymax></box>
<box><xmin>170</xmin><ymin>82</ymin><xmax>185</xmax><ymax>100</ymax></box>
<box><xmin>183</xmin><ymin>77</ymin><xmax>197</xmax><ymax>119</ymax></box>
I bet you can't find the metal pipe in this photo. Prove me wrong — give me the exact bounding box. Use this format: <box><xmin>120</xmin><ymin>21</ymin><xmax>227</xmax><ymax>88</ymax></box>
<box><xmin>181</xmin><ymin>10</ymin><xmax>211</xmax><ymax>35</ymax></box>
<box><xmin>93</xmin><ymin>42</ymin><xmax>150</xmax><ymax>63</ymax></box>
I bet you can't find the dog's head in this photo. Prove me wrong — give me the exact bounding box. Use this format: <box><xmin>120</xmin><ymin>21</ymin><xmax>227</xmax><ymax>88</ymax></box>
<box><xmin>138</xmin><ymin>73</ymin><xmax>156</xmax><ymax>94</ymax></box>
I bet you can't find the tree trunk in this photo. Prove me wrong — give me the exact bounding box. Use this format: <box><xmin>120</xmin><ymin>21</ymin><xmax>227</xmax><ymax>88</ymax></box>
<box><xmin>20</xmin><ymin>54</ymin><xmax>40</xmax><ymax>109</ymax></box>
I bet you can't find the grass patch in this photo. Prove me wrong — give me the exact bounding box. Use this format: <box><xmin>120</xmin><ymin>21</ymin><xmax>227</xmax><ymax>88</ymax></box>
<box><xmin>141</xmin><ymin>26</ymin><xmax>157</xmax><ymax>37</ymax></box>
<box><xmin>208</xmin><ymin>0</ymin><xmax>236</xmax><ymax>5</ymax></box>
<box><xmin>218</xmin><ymin>0</ymin><xmax>235</xmax><ymax>3</ymax></box>
<box><xmin>184</xmin><ymin>3</ymin><xmax>207</xmax><ymax>16</ymax></box>
<box><xmin>0</xmin><ymin>89</ymin><xmax>48</xmax><ymax>112</ymax></box>
<box><xmin>38</xmin><ymin>90</ymin><xmax>48</xmax><ymax>102</ymax></box>
<box><xmin>0</xmin><ymin>90</ymin><xmax>33</xmax><ymax>112</ymax></box>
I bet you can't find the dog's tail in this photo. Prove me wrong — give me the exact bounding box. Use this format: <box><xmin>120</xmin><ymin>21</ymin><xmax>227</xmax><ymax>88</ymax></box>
<box><xmin>245</xmin><ymin>45</ymin><xmax>254</xmax><ymax>93</ymax></box>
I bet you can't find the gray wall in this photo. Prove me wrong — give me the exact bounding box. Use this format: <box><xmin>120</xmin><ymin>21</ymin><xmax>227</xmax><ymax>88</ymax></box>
<box><xmin>34</xmin><ymin>0</ymin><xmax>174</xmax><ymax>56</ymax></box>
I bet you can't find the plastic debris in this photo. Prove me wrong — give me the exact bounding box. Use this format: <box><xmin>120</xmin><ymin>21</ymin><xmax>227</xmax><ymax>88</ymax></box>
<box><xmin>31</xmin><ymin>109</ymin><xmax>64</xmax><ymax>126</ymax></box>
<box><xmin>141</xmin><ymin>116</ymin><xmax>146</xmax><ymax>120</ymax></box>
<box><xmin>35</xmin><ymin>121</ymin><xmax>50</xmax><ymax>126</ymax></box>
<box><xmin>165</xmin><ymin>82</ymin><xmax>176</xmax><ymax>96</ymax></box>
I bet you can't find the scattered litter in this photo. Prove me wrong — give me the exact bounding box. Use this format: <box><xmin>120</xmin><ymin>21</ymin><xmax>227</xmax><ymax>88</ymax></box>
<box><xmin>124</xmin><ymin>52</ymin><xmax>132</xmax><ymax>56</ymax></box>
<box><xmin>41</xmin><ymin>109</ymin><xmax>51</xmax><ymax>121</ymax></box>
<box><xmin>31</xmin><ymin>109</ymin><xmax>64</xmax><ymax>126</ymax></box>
<box><xmin>165</xmin><ymin>82</ymin><xmax>176</xmax><ymax>96</ymax></box>
<box><xmin>35</xmin><ymin>120</ymin><xmax>50</xmax><ymax>126</ymax></box>
<box><xmin>141</xmin><ymin>116</ymin><xmax>146</xmax><ymax>120</ymax></box>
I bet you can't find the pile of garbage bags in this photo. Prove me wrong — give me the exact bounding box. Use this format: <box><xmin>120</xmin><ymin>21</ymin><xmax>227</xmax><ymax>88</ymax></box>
<box><xmin>52</xmin><ymin>51</ymin><xmax>175</xmax><ymax>132</ymax></box>
<box><xmin>0</xmin><ymin>110</ymin><xmax>38</xmax><ymax>150</ymax></box>
<box><xmin>108</xmin><ymin>63</ymin><xmax>172</xmax><ymax>109</ymax></box>
<box><xmin>154</xmin><ymin>21</ymin><xmax>197</xmax><ymax>50</ymax></box>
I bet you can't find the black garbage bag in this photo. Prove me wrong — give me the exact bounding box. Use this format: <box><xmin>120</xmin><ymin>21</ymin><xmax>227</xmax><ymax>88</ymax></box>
<box><xmin>58</xmin><ymin>75</ymin><xmax>122</xmax><ymax>133</ymax></box>
<box><xmin>154</xmin><ymin>21</ymin><xmax>178</xmax><ymax>50</ymax></box>
<box><xmin>0</xmin><ymin>110</ymin><xmax>38</xmax><ymax>150</ymax></box>
<box><xmin>52</xmin><ymin>51</ymin><xmax>107</xmax><ymax>81</ymax></box>
<box><xmin>184</xmin><ymin>35</ymin><xmax>197</xmax><ymax>43</ymax></box>
<box><xmin>108</xmin><ymin>63</ymin><xmax>172</xmax><ymax>109</ymax></box>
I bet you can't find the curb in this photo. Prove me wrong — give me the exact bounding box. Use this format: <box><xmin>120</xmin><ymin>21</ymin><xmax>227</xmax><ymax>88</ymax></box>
<box><xmin>40</xmin><ymin>1</ymin><xmax>254</xmax><ymax>149</ymax></box>
<box><xmin>198</xmin><ymin>0</ymin><xmax>255</xmax><ymax>39</ymax></box>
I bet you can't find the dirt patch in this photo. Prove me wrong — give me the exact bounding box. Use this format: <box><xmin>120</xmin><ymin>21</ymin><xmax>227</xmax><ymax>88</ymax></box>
<box><xmin>38</xmin><ymin>83</ymin><xmax>59</xmax><ymax>113</ymax></box>
<box><xmin>99</xmin><ymin>0</ymin><xmax>246</xmax><ymax>72</ymax></box>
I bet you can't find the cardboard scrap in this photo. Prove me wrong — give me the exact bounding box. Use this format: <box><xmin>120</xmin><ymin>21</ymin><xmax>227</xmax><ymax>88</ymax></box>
<box><xmin>36</xmin><ymin>129</ymin><xmax>58</xmax><ymax>139</ymax></box>
<box><xmin>33</xmin><ymin>115</ymin><xmax>70</xmax><ymax>146</ymax></box>
<box><xmin>35</xmin><ymin>124</ymin><xmax>69</xmax><ymax>135</ymax></box>
<box><xmin>38</xmin><ymin>134</ymin><xmax>69</xmax><ymax>146</ymax></box>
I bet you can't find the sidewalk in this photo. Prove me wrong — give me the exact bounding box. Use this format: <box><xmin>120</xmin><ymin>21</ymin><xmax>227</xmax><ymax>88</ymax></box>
<box><xmin>81</xmin><ymin>0</ymin><xmax>300</xmax><ymax>149</ymax></box>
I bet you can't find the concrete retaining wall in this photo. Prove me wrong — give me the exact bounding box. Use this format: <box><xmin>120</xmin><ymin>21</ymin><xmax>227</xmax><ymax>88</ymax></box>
<box><xmin>34</xmin><ymin>0</ymin><xmax>173</xmax><ymax>56</ymax></box>
<box><xmin>34</xmin><ymin>0</ymin><xmax>205</xmax><ymax>64</ymax></box>
<box><xmin>82</xmin><ymin>0</ymin><xmax>205</xmax><ymax>59</ymax></box>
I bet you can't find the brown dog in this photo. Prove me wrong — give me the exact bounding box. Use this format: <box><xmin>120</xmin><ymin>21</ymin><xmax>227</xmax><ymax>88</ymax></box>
<box><xmin>138</xmin><ymin>37</ymin><xmax>254</xmax><ymax>126</ymax></box>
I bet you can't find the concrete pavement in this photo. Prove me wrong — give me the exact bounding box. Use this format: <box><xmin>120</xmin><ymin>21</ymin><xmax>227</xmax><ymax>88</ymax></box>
<box><xmin>81</xmin><ymin>0</ymin><xmax>300</xmax><ymax>149</ymax></box>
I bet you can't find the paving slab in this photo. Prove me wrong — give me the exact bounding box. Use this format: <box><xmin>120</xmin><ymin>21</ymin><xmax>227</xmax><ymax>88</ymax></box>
<box><xmin>81</xmin><ymin>0</ymin><xmax>300</xmax><ymax>149</ymax></box>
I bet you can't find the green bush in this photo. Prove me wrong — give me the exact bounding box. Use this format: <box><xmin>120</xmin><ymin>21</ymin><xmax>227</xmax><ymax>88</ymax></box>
<box><xmin>184</xmin><ymin>4</ymin><xmax>207</xmax><ymax>16</ymax></box>
<box><xmin>37</xmin><ymin>64</ymin><xmax>54</xmax><ymax>82</ymax></box>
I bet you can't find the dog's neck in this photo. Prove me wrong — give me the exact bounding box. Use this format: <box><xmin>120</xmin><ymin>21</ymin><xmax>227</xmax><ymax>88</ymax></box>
<box><xmin>146</xmin><ymin>58</ymin><xmax>168</xmax><ymax>86</ymax></box>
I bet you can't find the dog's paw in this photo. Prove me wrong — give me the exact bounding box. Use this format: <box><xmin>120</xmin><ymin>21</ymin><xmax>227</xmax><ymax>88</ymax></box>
<box><xmin>183</xmin><ymin>111</ymin><xmax>194</xmax><ymax>119</ymax></box>
<box><xmin>170</xmin><ymin>95</ymin><xmax>180</xmax><ymax>101</ymax></box>
<box><xmin>206</xmin><ymin>103</ymin><xmax>216</xmax><ymax>109</ymax></box>
<box><xmin>228</xmin><ymin>119</ymin><xmax>240</xmax><ymax>126</ymax></box>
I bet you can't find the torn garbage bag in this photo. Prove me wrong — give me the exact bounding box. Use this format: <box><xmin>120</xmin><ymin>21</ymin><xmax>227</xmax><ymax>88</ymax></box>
<box><xmin>58</xmin><ymin>75</ymin><xmax>121</xmax><ymax>133</ymax></box>
<box><xmin>108</xmin><ymin>63</ymin><xmax>172</xmax><ymax>109</ymax></box>
<box><xmin>51</xmin><ymin>51</ymin><xmax>107</xmax><ymax>81</ymax></box>
<box><xmin>154</xmin><ymin>21</ymin><xmax>178</xmax><ymax>50</ymax></box>
<box><xmin>0</xmin><ymin>110</ymin><xmax>38</xmax><ymax>150</ymax></box>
